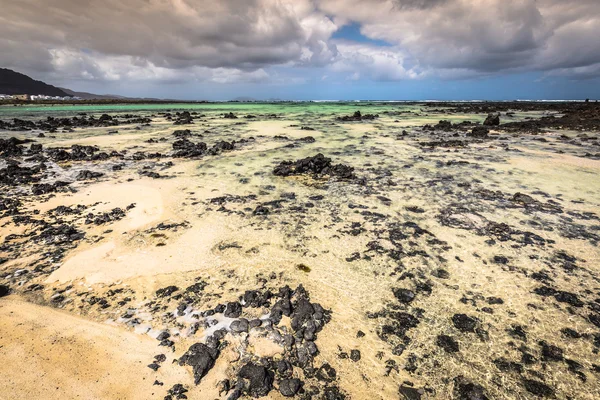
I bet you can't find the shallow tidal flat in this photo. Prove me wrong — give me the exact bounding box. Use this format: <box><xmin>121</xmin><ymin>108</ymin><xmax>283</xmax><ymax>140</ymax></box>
<box><xmin>0</xmin><ymin>102</ymin><xmax>599</xmax><ymax>399</ymax></box>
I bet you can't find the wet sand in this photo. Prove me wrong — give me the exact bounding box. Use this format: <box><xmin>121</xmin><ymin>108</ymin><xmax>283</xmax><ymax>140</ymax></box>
<box><xmin>1</xmin><ymin>102</ymin><xmax>599</xmax><ymax>399</ymax></box>
<box><xmin>0</xmin><ymin>296</ymin><xmax>191</xmax><ymax>399</ymax></box>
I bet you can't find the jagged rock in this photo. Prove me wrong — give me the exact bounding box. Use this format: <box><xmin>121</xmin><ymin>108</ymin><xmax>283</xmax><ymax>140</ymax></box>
<box><xmin>483</xmin><ymin>113</ymin><xmax>500</xmax><ymax>126</ymax></box>
<box><xmin>172</xmin><ymin>139</ymin><xmax>207</xmax><ymax>158</ymax></box>
<box><xmin>336</xmin><ymin>110</ymin><xmax>378</xmax><ymax>121</ymax></box>
<box><xmin>224</xmin><ymin>301</ymin><xmax>242</xmax><ymax>318</ymax></box>
<box><xmin>178</xmin><ymin>343</ymin><xmax>220</xmax><ymax>385</ymax></box>
<box><xmin>452</xmin><ymin>314</ymin><xmax>478</xmax><ymax>332</ymax></box>
<box><xmin>237</xmin><ymin>362</ymin><xmax>274</xmax><ymax>398</ymax></box>
<box><xmin>156</xmin><ymin>286</ymin><xmax>179</xmax><ymax>297</ymax></box>
<box><xmin>273</xmin><ymin>153</ymin><xmax>355</xmax><ymax>180</ymax></box>
<box><xmin>0</xmin><ymin>137</ymin><xmax>29</xmax><ymax>157</ymax></box>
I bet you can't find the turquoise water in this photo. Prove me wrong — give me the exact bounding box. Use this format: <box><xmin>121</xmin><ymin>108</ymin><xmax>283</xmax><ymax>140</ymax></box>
<box><xmin>0</xmin><ymin>102</ymin><xmax>550</xmax><ymax>132</ymax></box>
<box><xmin>0</xmin><ymin>102</ymin><xmax>425</xmax><ymax>118</ymax></box>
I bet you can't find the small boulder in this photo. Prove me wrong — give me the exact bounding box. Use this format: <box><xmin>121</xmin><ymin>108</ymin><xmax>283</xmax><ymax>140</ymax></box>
<box><xmin>237</xmin><ymin>362</ymin><xmax>274</xmax><ymax>398</ymax></box>
<box><xmin>224</xmin><ymin>301</ymin><xmax>242</xmax><ymax>318</ymax></box>
<box><xmin>467</xmin><ymin>126</ymin><xmax>489</xmax><ymax>138</ymax></box>
<box><xmin>483</xmin><ymin>113</ymin><xmax>500</xmax><ymax>126</ymax></box>
<box><xmin>393</xmin><ymin>288</ymin><xmax>416</xmax><ymax>304</ymax></box>
<box><xmin>230</xmin><ymin>319</ymin><xmax>249</xmax><ymax>333</ymax></box>
<box><xmin>0</xmin><ymin>284</ymin><xmax>10</xmax><ymax>297</ymax></box>
<box><xmin>279</xmin><ymin>378</ymin><xmax>302</xmax><ymax>397</ymax></box>
<box><xmin>452</xmin><ymin>314</ymin><xmax>478</xmax><ymax>332</ymax></box>
<box><xmin>178</xmin><ymin>343</ymin><xmax>220</xmax><ymax>385</ymax></box>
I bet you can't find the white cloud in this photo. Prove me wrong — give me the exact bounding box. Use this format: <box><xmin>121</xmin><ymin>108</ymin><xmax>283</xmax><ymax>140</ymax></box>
<box><xmin>331</xmin><ymin>42</ymin><xmax>424</xmax><ymax>81</ymax></box>
<box><xmin>317</xmin><ymin>0</ymin><xmax>600</xmax><ymax>78</ymax></box>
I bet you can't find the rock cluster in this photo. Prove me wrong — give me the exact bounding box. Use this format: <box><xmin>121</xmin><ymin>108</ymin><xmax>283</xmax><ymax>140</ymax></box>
<box><xmin>160</xmin><ymin>285</ymin><xmax>342</xmax><ymax>399</ymax></box>
<box><xmin>336</xmin><ymin>110</ymin><xmax>378</xmax><ymax>121</ymax></box>
<box><xmin>273</xmin><ymin>153</ymin><xmax>355</xmax><ymax>180</ymax></box>
<box><xmin>0</xmin><ymin>114</ymin><xmax>150</xmax><ymax>131</ymax></box>
<box><xmin>172</xmin><ymin>139</ymin><xmax>235</xmax><ymax>158</ymax></box>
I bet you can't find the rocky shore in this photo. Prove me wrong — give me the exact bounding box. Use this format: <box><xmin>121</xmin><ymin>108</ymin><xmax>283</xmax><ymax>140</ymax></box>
<box><xmin>1</xmin><ymin>101</ymin><xmax>599</xmax><ymax>399</ymax></box>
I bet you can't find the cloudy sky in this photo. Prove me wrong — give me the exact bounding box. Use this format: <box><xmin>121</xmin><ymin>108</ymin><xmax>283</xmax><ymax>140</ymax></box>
<box><xmin>2</xmin><ymin>0</ymin><xmax>599</xmax><ymax>100</ymax></box>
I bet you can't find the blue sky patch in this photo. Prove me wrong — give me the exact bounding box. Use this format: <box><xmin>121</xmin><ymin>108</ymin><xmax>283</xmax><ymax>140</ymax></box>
<box><xmin>332</xmin><ymin>22</ymin><xmax>392</xmax><ymax>47</ymax></box>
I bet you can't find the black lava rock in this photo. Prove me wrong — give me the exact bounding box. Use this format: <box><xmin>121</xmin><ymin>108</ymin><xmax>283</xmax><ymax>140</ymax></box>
<box><xmin>224</xmin><ymin>301</ymin><xmax>242</xmax><ymax>318</ymax></box>
<box><xmin>483</xmin><ymin>113</ymin><xmax>500</xmax><ymax>126</ymax></box>
<box><xmin>147</xmin><ymin>363</ymin><xmax>160</xmax><ymax>371</ymax></box>
<box><xmin>452</xmin><ymin>314</ymin><xmax>478</xmax><ymax>333</ymax></box>
<box><xmin>393</xmin><ymin>288</ymin><xmax>416</xmax><ymax>304</ymax></box>
<box><xmin>554</xmin><ymin>291</ymin><xmax>584</xmax><ymax>307</ymax></box>
<box><xmin>523</xmin><ymin>379</ymin><xmax>554</xmax><ymax>397</ymax></box>
<box><xmin>167</xmin><ymin>383</ymin><xmax>188</xmax><ymax>397</ymax></box>
<box><xmin>186</xmin><ymin>281</ymin><xmax>207</xmax><ymax>294</ymax></box>
<box><xmin>172</xmin><ymin>139</ymin><xmax>207</xmax><ymax>158</ymax></box>
<box><xmin>453</xmin><ymin>376</ymin><xmax>489</xmax><ymax>400</ymax></box>
<box><xmin>561</xmin><ymin>328</ymin><xmax>582</xmax><ymax>339</ymax></box>
<box><xmin>433</xmin><ymin>268</ymin><xmax>450</xmax><ymax>279</ymax></box>
<box><xmin>291</xmin><ymin>297</ymin><xmax>315</xmax><ymax>331</ymax></box>
<box><xmin>253</xmin><ymin>205</ymin><xmax>270</xmax><ymax>216</ymax></box>
<box><xmin>273</xmin><ymin>153</ymin><xmax>355</xmax><ymax>180</ymax></box>
<box><xmin>467</xmin><ymin>126</ymin><xmax>489</xmax><ymax>138</ymax></box>
<box><xmin>437</xmin><ymin>334</ymin><xmax>460</xmax><ymax>353</ymax></box>
<box><xmin>316</xmin><ymin>363</ymin><xmax>337</xmax><ymax>383</ymax></box>
<box><xmin>493</xmin><ymin>358</ymin><xmax>523</xmax><ymax>373</ymax></box>
<box><xmin>0</xmin><ymin>284</ymin><xmax>10</xmax><ymax>297</ymax></box>
<box><xmin>336</xmin><ymin>110</ymin><xmax>378</xmax><ymax>122</ymax></box>
<box><xmin>486</xmin><ymin>297</ymin><xmax>504</xmax><ymax>305</ymax></box>
<box><xmin>589</xmin><ymin>313</ymin><xmax>600</xmax><ymax>328</ymax></box>
<box><xmin>178</xmin><ymin>343</ymin><xmax>220</xmax><ymax>384</ymax></box>
<box><xmin>156</xmin><ymin>286</ymin><xmax>179</xmax><ymax>297</ymax></box>
<box><xmin>540</xmin><ymin>341</ymin><xmax>564</xmax><ymax>362</ymax></box>
<box><xmin>237</xmin><ymin>362</ymin><xmax>274</xmax><ymax>398</ymax></box>
<box><xmin>279</xmin><ymin>378</ymin><xmax>302</xmax><ymax>397</ymax></box>
<box><xmin>230</xmin><ymin>319</ymin><xmax>249</xmax><ymax>333</ymax></box>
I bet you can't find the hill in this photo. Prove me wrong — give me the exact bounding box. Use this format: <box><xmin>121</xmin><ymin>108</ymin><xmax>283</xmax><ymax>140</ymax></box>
<box><xmin>60</xmin><ymin>88</ymin><xmax>126</xmax><ymax>100</ymax></box>
<box><xmin>0</xmin><ymin>68</ymin><xmax>70</xmax><ymax>97</ymax></box>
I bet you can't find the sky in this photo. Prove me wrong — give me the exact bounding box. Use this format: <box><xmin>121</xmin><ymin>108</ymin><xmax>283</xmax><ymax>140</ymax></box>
<box><xmin>1</xmin><ymin>0</ymin><xmax>599</xmax><ymax>100</ymax></box>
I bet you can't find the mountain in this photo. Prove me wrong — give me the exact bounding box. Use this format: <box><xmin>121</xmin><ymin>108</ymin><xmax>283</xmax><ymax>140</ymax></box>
<box><xmin>59</xmin><ymin>88</ymin><xmax>126</xmax><ymax>100</ymax></box>
<box><xmin>0</xmin><ymin>68</ymin><xmax>70</xmax><ymax>97</ymax></box>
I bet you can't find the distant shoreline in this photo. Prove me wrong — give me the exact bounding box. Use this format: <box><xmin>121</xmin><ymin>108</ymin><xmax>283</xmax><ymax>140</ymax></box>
<box><xmin>0</xmin><ymin>99</ymin><xmax>205</xmax><ymax>106</ymax></box>
<box><xmin>1</xmin><ymin>99</ymin><xmax>597</xmax><ymax>107</ymax></box>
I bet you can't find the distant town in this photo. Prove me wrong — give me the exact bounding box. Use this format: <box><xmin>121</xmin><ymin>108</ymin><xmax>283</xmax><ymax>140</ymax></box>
<box><xmin>0</xmin><ymin>93</ymin><xmax>77</xmax><ymax>101</ymax></box>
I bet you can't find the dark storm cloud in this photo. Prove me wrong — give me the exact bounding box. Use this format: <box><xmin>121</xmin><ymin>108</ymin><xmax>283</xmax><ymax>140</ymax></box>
<box><xmin>0</xmin><ymin>0</ymin><xmax>599</xmax><ymax>83</ymax></box>
<box><xmin>0</xmin><ymin>0</ymin><xmax>338</xmax><ymax>82</ymax></box>
<box><xmin>0</xmin><ymin>1</ymin><xmax>309</xmax><ymax>69</ymax></box>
